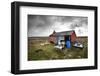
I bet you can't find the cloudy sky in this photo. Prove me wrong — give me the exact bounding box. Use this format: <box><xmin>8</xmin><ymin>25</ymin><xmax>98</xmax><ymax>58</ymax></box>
<box><xmin>28</xmin><ymin>15</ymin><xmax>88</xmax><ymax>37</ymax></box>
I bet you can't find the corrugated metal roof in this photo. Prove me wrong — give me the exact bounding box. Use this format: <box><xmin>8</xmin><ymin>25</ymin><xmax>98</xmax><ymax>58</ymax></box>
<box><xmin>55</xmin><ymin>30</ymin><xmax>74</xmax><ymax>36</ymax></box>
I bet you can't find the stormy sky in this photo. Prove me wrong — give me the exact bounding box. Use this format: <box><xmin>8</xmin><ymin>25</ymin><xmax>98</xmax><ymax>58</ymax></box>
<box><xmin>28</xmin><ymin>15</ymin><xmax>88</xmax><ymax>37</ymax></box>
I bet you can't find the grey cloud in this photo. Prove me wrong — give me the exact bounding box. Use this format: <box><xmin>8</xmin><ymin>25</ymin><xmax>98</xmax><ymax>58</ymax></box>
<box><xmin>28</xmin><ymin>15</ymin><xmax>88</xmax><ymax>37</ymax></box>
<box><xmin>70</xmin><ymin>17</ymin><xmax>88</xmax><ymax>29</ymax></box>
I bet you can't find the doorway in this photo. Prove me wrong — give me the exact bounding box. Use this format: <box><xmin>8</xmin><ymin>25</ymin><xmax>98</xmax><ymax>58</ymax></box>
<box><xmin>65</xmin><ymin>36</ymin><xmax>71</xmax><ymax>48</ymax></box>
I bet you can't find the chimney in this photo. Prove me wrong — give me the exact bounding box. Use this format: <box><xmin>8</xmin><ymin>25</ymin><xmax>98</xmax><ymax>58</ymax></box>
<box><xmin>53</xmin><ymin>30</ymin><xmax>56</xmax><ymax>34</ymax></box>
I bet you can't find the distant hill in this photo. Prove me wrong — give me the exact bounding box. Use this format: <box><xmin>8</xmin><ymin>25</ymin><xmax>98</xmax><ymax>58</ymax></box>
<box><xmin>28</xmin><ymin>37</ymin><xmax>49</xmax><ymax>40</ymax></box>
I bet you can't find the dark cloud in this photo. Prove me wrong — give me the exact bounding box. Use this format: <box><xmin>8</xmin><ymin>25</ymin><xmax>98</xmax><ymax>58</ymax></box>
<box><xmin>70</xmin><ymin>17</ymin><xmax>88</xmax><ymax>29</ymax></box>
<box><xmin>28</xmin><ymin>15</ymin><xmax>55</xmax><ymax>31</ymax></box>
<box><xmin>28</xmin><ymin>15</ymin><xmax>88</xmax><ymax>37</ymax></box>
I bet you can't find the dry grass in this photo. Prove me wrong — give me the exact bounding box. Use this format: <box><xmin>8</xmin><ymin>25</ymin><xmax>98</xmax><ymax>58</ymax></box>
<box><xmin>28</xmin><ymin>37</ymin><xmax>88</xmax><ymax>61</ymax></box>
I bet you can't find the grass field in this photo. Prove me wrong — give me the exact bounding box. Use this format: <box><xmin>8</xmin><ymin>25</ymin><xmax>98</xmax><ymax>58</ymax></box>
<box><xmin>28</xmin><ymin>37</ymin><xmax>88</xmax><ymax>61</ymax></box>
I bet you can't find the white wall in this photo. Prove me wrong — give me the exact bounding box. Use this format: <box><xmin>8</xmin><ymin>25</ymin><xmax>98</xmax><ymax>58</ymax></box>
<box><xmin>0</xmin><ymin>0</ymin><xmax>99</xmax><ymax>76</ymax></box>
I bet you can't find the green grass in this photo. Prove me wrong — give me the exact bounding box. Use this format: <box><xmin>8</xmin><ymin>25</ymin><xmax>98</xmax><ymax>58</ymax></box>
<box><xmin>28</xmin><ymin>38</ymin><xmax>88</xmax><ymax>61</ymax></box>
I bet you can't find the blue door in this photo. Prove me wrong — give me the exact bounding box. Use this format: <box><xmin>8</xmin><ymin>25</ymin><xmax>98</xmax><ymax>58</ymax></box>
<box><xmin>65</xmin><ymin>36</ymin><xmax>71</xmax><ymax>48</ymax></box>
<box><xmin>66</xmin><ymin>40</ymin><xmax>71</xmax><ymax>48</ymax></box>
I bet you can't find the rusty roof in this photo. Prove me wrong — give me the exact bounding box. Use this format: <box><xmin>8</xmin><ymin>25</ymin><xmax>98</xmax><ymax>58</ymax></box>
<box><xmin>55</xmin><ymin>30</ymin><xmax>75</xmax><ymax>36</ymax></box>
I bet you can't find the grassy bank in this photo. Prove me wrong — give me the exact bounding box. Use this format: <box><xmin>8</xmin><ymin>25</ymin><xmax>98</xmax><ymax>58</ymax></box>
<box><xmin>28</xmin><ymin>37</ymin><xmax>88</xmax><ymax>61</ymax></box>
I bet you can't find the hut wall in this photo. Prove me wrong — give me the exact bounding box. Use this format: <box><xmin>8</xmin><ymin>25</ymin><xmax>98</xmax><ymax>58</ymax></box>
<box><xmin>49</xmin><ymin>36</ymin><xmax>57</xmax><ymax>44</ymax></box>
<box><xmin>57</xmin><ymin>36</ymin><xmax>64</xmax><ymax>45</ymax></box>
<box><xmin>70</xmin><ymin>32</ymin><xmax>76</xmax><ymax>42</ymax></box>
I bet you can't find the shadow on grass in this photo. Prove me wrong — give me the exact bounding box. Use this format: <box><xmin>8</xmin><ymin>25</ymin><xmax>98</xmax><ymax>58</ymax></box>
<box><xmin>28</xmin><ymin>45</ymin><xmax>88</xmax><ymax>61</ymax></box>
<box><xmin>28</xmin><ymin>49</ymin><xmax>50</xmax><ymax>60</ymax></box>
